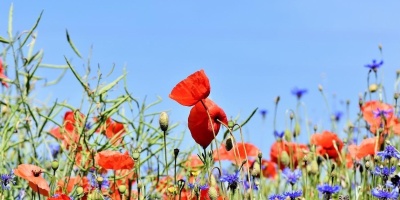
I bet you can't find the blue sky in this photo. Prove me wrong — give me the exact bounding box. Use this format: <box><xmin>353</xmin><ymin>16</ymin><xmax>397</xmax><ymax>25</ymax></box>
<box><xmin>1</xmin><ymin>1</ymin><xmax>400</xmax><ymax>159</ymax></box>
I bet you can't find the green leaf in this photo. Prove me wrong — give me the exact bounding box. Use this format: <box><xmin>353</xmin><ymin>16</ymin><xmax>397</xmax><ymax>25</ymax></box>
<box><xmin>66</xmin><ymin>30</ymin><xmax>82</xmax><ymax>58</ymax></box>
<box><xmin>20</xmin><ymin>11</ymin><xmax>43</xmax><ymax>48</ymax></box>
<box><xmin>96</xmin><ymin>73</ymin><xmax>126</xmax><ymax>96</ymax></box>
<box><xmin>0</xmin><ymin>36</ymin><xmax>9</xmax><ymax>44</ymax></box>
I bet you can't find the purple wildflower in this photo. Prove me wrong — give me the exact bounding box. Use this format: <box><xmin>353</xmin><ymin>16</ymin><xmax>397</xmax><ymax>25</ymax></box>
<box><xmin>268</xmin><ymin>194</ymin><xmax>285</xmax><ymax>200</ymax></box>
<box><xmin>291</xmin><ymin>87</ymin><xmax>307</xmax><ymax>99</ymax></box>
<box><xmin>371</xmin><ymin>187</ymin><xmax>398</xmax><ymax>199</ymax></box>
<box><xmin>284</xmin><ymin>190</ymin><xmax>303</xmax><ymax>200</ymax></box>
<box><xmin>274</xmin><ymin>131</ymin><xmax>284</xmax><ymax>139</ymax></box>
<box><xmin>365</xmin><ymin>59</ymin><xmax>384</xmax><ymax>71</ymax></box>
<box><xmin>282</xmin><ymin>167</ymin><xmax>302</xmax><ymax>185</ymax></box>
<box><xmin>373</xmin><ymin>166</ymin><xmax>396</xmax><ymax>177</ymax></box>
<box><xmin>377</xmin><ymin>145</ymin><xmax>400</xmax><ymax>161</ymax></box>
<box><xmin>373</xmin><ymin>108</ymin><xmax>393</xmax><ymax>119</ymax></box>
<box><xmin>0</xmin><ymin>171</ymin><xmax>15</xmax><ymax>190</ymax></box>
<box><xmin>220</xmin><ymin>170</ymin><xmax>241</xmax><ymax>191</ymax></box>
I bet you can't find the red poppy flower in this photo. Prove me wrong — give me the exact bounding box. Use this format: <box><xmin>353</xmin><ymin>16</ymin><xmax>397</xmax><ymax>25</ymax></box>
<box><xmin>270</xmin><ymin>141</ymin><xmax>308</xmax><ymax>169</ymax></box>
<box><xmin>215</xmin><ymin>142</ymin><xmax>260</xmax><ymax>166</ymax></box>
<box><xmin>0</xmin><ymin>59</ymin><xmax>9</xmax><ymax>88</ymax></box>
<box><xmin>311</xmin><ymin>130</ymin><xmax>343</xmax><ymax>159</ymax></box>
<box><xmin>188</xmin><ymin>98</ymin><xmax>228</xmax><ymax>149</ymax></box>
<box><xmin>97</xmin><ymin>150</ymin><xmax>135</xmax><ymax>170</ymax></box>
<box><xmin>348</xmin><ymin>137</ymin><xmax>382</xmax><ymax>160</ymax></box>
<box><xmin>48</xmin><ymin>193</ymin><xmax>72</xmax><ymax>200</ymax></box>
<box><xmin>14</xmin><ymin>164</ymin><xmax>50</xmax><ymax>197</ymax></box>
<box><xmin>50</xmin><ymin>111</ymin><xmax>85</xmax><ymax>148</ymax></box>
<box><xmin>361</xmin><ymin>100</ymin><xmax>400</xmax><ymax>135</ymax></box>
<box><xmin>169</xmin><ymin>70</ymin><xmax>210</xmax><ymax>106</ymax></box>
<box><xmin>57</xmin><ymin>176</ymin><xmax>90</xmax><ymax>195</ymax></box>
<box><xmin>183</xmin><ymin>154</ymin><xmax>204</xmax><ymax>172</ymax></box>
<box><xmin>98</xmin><ymin>118</ymin><xmax>126</xmax><ymax>145</ymax></box>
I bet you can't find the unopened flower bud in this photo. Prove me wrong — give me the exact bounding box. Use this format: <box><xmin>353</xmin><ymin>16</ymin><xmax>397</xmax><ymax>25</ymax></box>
<box><xmin>51</xmin><ymin>160</ymin><xmax>59</xmax><ymax>171</ymax></box>
<box><xmin>318</xmin><ymin>84</ymin><xmax>323</xmax><ymax>92</ymax></box>
<box><xmin>275</xmin><ymin>96</ymin><xmax>280</xmax><ymax>104</ymax></box>
<box><xmin>258</xmin><ymin>151</ymin><xmax>263</xmax><ymax>159</ymax></box>
<box><xmin>369</xmin><ymin>84</ymin><xmax>378</xmax><ymax>93</ymax></box>
<box><xmin>225</xmin><ymin>136</ymin><xmax>234</xmax><ymax>151</ymax></box>
<box><xmin>76</xmin><ymin>186</ymin><xmax>84</xmax><ymax>196</ymax></box>
<box><xmin>208</xmin><ymin>186</ymin><xmax>219</xmax><ymax>200</ymax></box>
<box><xmin>280</xmin><ymin>151</ymin><xmax>290</xmax><ymax>166</ymax></box>
<box><xmin>132</xmin><ymin>149</ymin><xmax>140</xmax><ymax>161</ymax></box>
<box><xmin>395</xmin><ymin>93</ymin><xmax>400</xmax><ymax>100</ymax></box>
<box><xmin>174</xmin><ymin>148</ymin><xmax>180</xmax><ymax>158</ymax></box>
<box><xmin>118</xmin><ymin>185</ymin><xmax>127</xmax><ymax>193</ymax></box>
<box><xmin>251</xmin><ymin>161</ymin><xmax>261</xmax><ymax>177</ymax></box>
<box><xmin>228</xmin><ymin>120</ymin><xmax>234</xmax><ymax>129</ymax></box>
<box><xmin>159</xmin><ymin>112</ymin><xmax>169</xmax><ymax>132</ymax></box>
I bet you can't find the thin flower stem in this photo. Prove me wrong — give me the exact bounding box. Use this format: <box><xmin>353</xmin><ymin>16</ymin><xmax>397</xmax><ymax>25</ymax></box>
<box><xmin>163</xmin><ymin>130</ymin><xmax>169</xmax><ymax>185</ymax></box>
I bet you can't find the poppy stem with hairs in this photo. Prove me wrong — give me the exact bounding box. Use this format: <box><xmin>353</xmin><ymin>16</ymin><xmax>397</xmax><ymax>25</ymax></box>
<box><xmin>163</xmin><ymin>129</ymin><xmax>169</xmax><ymax>184</ymax></box>
<box><xmin>199</xmin><ymin>99</ymin><xmax>223</xmax><ymax>172</ymax></box>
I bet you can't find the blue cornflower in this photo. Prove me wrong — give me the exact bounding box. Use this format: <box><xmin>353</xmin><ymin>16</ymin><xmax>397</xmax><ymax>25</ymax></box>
<box><xmin>282</xmin><ymin>167</ymin><xmax>302</xmax><ymax>185</ymax></box>
<box><xmin>284</xmin><ymin>190</ymin><xmax>303</xmax><ymax>200</ymax></box>
<box><xmin>274</xmin><ymin>131</ymin><xmax>284</xmax><ymax>139</ymax></box>
<box><xmin>220</xmin><ymin>170</ymin><xmax>241</xmax><ymax>190</ymax></box>
<box><xmin>371</xmin><ymin>187</ymin><xmax>399</xmax><ymax>199</ymax></box>
<box><xmin>0</xmin><ymin>171</ymin><xmax>15</xmax><ymax>190</ymax></box>
<box><xmin>291</xmin><ymin>87</ymin><xmax>307</xmax><ymax>99</ymax></box>
<box><xmin>260</xmin><ymin>109</ymin><xmax>268</xmax><ymax>119</ymax></box>
<box><xmin>268</xmin><ymin>194</ymin><xmax>285</xmax><ymax>200</ymax></box>
<box><xmin>317</xmin><ymin>183</ymin><xmax>341</xmax><ymax>195</ymax></box>
<box><xmin>365</xmin><ymin>59</ymin><xmax>384</xmax><ymax>71</ymax></box>
<box><xmin>377</xmin><ymin>145</ymin><xmax>400</xmax><ymax>161</ymax></box>
<box><xmin>188</xmin><ymin>182</ymin><xmax>209</xmax><ymax>191</ymax></box>
<box><xmin>373</xmin><ymin>108</ymin><xmax>393</xmax><ymax>119</ymax></box>
<box><xmin>333</xmin><ymin>111</ymin><xmax>343</xmax><ymax>121</ymax></box>
<box><xmin>49</xmin><ymin>143</ymin><xmax>61</xmax><ymax>159</ymax></box>
<box><xmin>87</xmin><ymin>172</ymin><xmax>109</xmax><ymax>189</ymax></box>
<box><xmin>243</xmin><ymin>178</ymin><xmax>258</xmax><ymax>190</ymax></box>
<box><xmin>373</xmin><ymin>166</ymin><xmax>396</xmax><ymax>177</ymax></box>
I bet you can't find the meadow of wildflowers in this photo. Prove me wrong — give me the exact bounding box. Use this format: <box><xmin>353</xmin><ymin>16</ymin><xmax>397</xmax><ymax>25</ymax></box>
<box><xmin>2</xmin><ymin>5</ymin><xmax>400</xmax><ymax>200</ymax></box>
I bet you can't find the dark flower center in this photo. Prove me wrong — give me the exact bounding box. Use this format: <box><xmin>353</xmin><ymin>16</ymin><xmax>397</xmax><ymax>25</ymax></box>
<box><xmin>32</xmin><ymin>170</ymin><xmax>42</xmax><ymax>177</ymax></box>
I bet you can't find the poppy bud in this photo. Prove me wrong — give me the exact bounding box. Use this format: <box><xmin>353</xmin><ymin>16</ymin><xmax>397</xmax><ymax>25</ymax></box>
<box><xmin>251</xmin><ymin>161</ymin><xmax>261</xmax><ymax>177</ymax></box>
<box><xmin>284</xmin><ymin>129</ymin><xmax>292</xmax><ymax>142</ymax></box>
<box><xmin>293</xmin><ymin>123</ymin><xmax>301</xmax><ymax>137</ymax></box>
<box><xmin>395</xmin><ymin>93</ymin><xmax>400</xmax><ymax>100</ymax></box>
<box><xmin>289</xmin><ymin>113</ymin><xmax>294</xmax><ymax>120</ymax></box>
<box><xmin>225</xmin><ymin>136</ymin><xmax>234</xmax><ymax>151</ymax></box>
<box><xmin>177</xmin><ymin>179</ymin><xmax>185</xmax><ymax>191</ymax></box>
<box><xmin>159</xmin><ymin>112</ymin><xmax>169</xmax><ymax>132</ymax></box>
<box><xmin>313</xmin><ymin>125</ymin><xmax>318</xmax><ymax>133</ymax></box>
<box><xmin>279</xmin><ymin>151</ymin><xmax>290</xmax><ymax>166</ymax></box>
<box><xmin>369</xmin><ymin>84</ymin><xmax>378</xmax><ymax>93</ymax></box>
<box><xmin>51</xmin><ymin>160</ymin><xmax>59</xmax><ymax>171</ymax></box>
<box><xmin>88</xmin><ymin>191</ymin><xmax>103</xmax><ymax>200</ymax></box>
<box><xmin>210</xmin><ymin>174</ymin><xmax>217</xmax><ymax>186</ymax></box>
<box><xmin>228</xmin><ymin>120</ymin><xmax>234</xmax><ymax>129</ymax></box>
<box><xmin>318</xmin><ymin>84</ymin><xmax>323</xmax><ymax>92</ymax></box>
<box><xmin>76</xmin><ymin>186</ymin><xmax>84</xmax><ymax>196</ymax></box>
<box><xmin>308</xmin><ymin>160</ymin><xmax>319</xmax><ymax>175</ymax></box>
<box><xmin>258</xmin><ymin>151</ymin><xmax>262</xmax><ymax>159</ymax></box>
<box><xmin>118</xmin><ymin>185</ymin><xmax>127</xmax><ymax>193</ymax></box>
<box><xmin>132</xmin><ymin>149</ymin><xmax>140</xmax><ymax>161</ymax></box>
<box><xmin>208</xmin><ymin>186</ymin><xmax>219</xmax><ymax>200</ymax></box>
<box><xmin>275</xmin><ymin>96</ymin><xmax>280</xmax><ymax>104</ymax></box>
<box><xmin>174</xmin><ymin>148</ymin><xmax>180</xmax><ymax>158</ymax></box>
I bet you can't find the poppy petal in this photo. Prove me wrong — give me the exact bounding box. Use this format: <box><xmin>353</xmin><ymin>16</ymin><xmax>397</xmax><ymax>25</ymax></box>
<box><xmin>188</xmin><ymin>98</ymin><xmax>227</xmax><ymax>149</ymax></box>
<box><xmin>169</xmin><ymin>70</ymin><xmax>210</xmax><ymax>106</ymax></box>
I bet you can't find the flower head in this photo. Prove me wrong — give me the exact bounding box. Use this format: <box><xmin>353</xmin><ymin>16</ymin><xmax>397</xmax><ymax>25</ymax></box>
<box><xmin>373</xmin><ymin>166</ymin><xmax>396</xmax><ymax>177</ymax></box>
<box><xmin>188</xmin><ymin>98</ymin><xmax>227</xmax><ymax>149</ymax></box>
<box><xmin>0</xmin><ymin>171</ymin><xmax>15</xmax><ymax>190</ymax></box>
<box><xmin>283</xmin><ymin>190</ymin><xmax>303</xmax><ymax>199</ymax></box>
<box><xmin>220</xmin><ymin>170</ymin><xmax>241</xmax><ymax>191</ymax></box>
<box><xmin>169</xmin><ymin>69</ymin><xmax>210</xmax><ymax>106</ymax></box>
<box><xmin>365</xmin><ymin>59</ymin><xmax>384</xmax><ymax>71</ymax></box>
<box><xmin>274</xmin><ymin>131</ymin><xmax>284</xmax><ymax>139</ymax></box>
<box><xmin>291</xmin><ymin>87</ymin><xmax>307</xmax><ymax>99</ymax></box>
<box><xmin>14</xmin><ymin>164</ymin><xmax>50</xmax><ymax>196</ymax></box>
<box><xmin>260</xmin><ymin>109</ymin><xmax>268</xmax><ymax>119</ymax></box>
<box><xmin>98</xmin><ymin>118</ymin><xmax>126</xmax><ymax>145</ymax></box>
<box><xmin>377</xmin><ymin>145</ymin><xmax>400</xmax><ymax>161</ymax></box>
<box><xmin>282</xmin><ymin>167</ymin><xmax>302</xmax><ymax>185</ymax></box>
<box><xmin>97</xmin><ymin>150</ymin><xmax>135</xmax><ymax>170</ymax></box>
<box><xmin>311</xmin><ymin>130</ymin><xmax>343</xmax><ymax>159</ymax></box>
<box><xmin>371</xmin><ymin>187</ymin><xmax>398</xmax><ymax>199</ymax></box>
<box><xmin>317</xmin><ymin>183</ymin><xmax>341</xmax><ymax>195</ymax></box>
<box><xmin>268</xmin><ymin>194</ymin><xmax>285</xmax><ymax>200</ymax></box>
